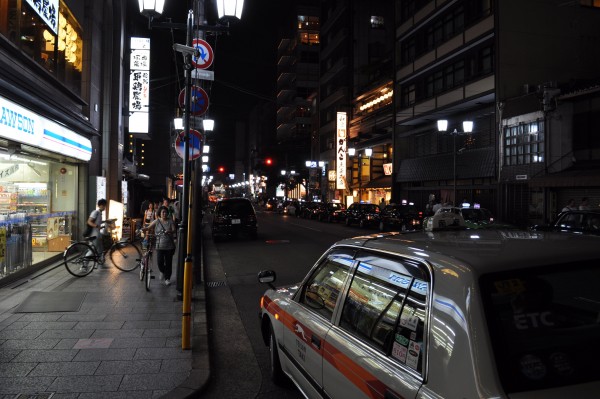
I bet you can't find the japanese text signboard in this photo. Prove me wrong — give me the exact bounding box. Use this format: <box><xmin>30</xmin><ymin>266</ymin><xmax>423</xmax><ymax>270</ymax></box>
<box><xmin>336</xmin><ymin>112</ymin><xmax>347</xmax><ymax>190</ymax></box>
<box><xmin>129</xmin><ymin>37</ymin><xmax>150</xmax><ymax>135</ymax></box>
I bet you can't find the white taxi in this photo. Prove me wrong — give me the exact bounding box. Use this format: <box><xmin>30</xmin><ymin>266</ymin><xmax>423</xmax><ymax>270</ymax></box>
<box><xmin>258</xmin><ymin>226</ymin><xmax>600</xmax><ymax>398</ymax></box>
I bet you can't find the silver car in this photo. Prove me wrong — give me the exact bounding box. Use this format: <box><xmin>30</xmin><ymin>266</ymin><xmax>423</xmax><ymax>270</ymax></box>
<box><xmin>258</xmin><ymin>228</ymin><xmax>600</xmax><ymax>398</ymax></box>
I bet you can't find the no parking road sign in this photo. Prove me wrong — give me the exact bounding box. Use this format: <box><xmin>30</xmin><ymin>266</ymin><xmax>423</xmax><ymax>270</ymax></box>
<box><xmin>178</xmin><ymin>86</ymin><xmax>209</xmax><ymax>116</ymax></box>
<box><xmin>191</xmin><ymin>38</ymin><xmax>213</xmax><ymax>69</ymax></box>
<box><xmin>175</xmin><ymin>129</ymin><xmax>203</xmax><ymax>161</ymax></box>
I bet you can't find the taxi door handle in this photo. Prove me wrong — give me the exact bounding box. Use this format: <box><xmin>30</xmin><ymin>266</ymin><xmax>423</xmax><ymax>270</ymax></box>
<box><xmin>311</xmin><ymin>335</ymin><xmax>321</xmax><ymax>349</ymax></box>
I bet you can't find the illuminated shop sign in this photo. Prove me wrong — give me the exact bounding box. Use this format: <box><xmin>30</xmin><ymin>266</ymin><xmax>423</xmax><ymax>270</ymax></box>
<box><xmin>129</xmin><ymin>37</ymin><xmax>150</xmax><ymax>135</ymax></box>
<box><xmin>336</xmin><ymin>112</ymin><xmax>347</xmax><ymax>190</ymax></box>
<box><xmin>26</xmin><ymin>0</ymin><xmax>59</xmax><ymax>34</ymax></box>
<box><xmin>0</xmin><ymin>96</ymin><xmax>92</xmax><ymax>161</ymax></box>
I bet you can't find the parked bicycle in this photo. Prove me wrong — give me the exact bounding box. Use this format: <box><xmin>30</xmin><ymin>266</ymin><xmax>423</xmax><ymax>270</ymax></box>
<box><xmin>63</xmin><ymin>219</ymin><xmax>141</xmax><ymax>277</ymax></box>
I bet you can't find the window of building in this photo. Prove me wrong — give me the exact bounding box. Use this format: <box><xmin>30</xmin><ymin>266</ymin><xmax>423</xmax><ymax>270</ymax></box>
<box><xmin>0</xmin><ymin>154</ymin><xmax>79</xmax><ymax>279</ymax></box>
<box><xmin>400</xmin><ymin>0</ymin><xmax>491</xmax><ymax>66</ymax></box>
<box><xmin>299</xmin><ymin>32</ymin><xmax>319</xmax><ymax>46</ymax></box>
<box><xmin>371</xmin><ymin>16</ymin><xmax>384</xmax><ymax>28</ymax></box>
<box><xmin>298</xmin><ymin>15</ymin><xmax>320</xmax><ymax>31</ymax></box>
<box><xmin>0</xmin><ymin>1</ymin><xmax>82</xmax><ymax>95</ymax></box>
<box><xmin>503</xmin><ymin>120</ymin><xmax>545</xmax><ymax>166</ymax></box>
<box><xmin>401</xmin><ymin>44</ymin><xmax>493</xmax><ymax>107</ymax></box>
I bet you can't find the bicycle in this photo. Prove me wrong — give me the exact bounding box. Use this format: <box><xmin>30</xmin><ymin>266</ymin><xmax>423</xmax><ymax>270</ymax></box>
<box><xmin>63</xmin><ymin>219</ymin><xmax>142</xmax><ymax>277</ymax></box>
<box><xmin>139</xmin><ymin>232</ymin><xmax>156</xmax><ymax>291</ymax></box>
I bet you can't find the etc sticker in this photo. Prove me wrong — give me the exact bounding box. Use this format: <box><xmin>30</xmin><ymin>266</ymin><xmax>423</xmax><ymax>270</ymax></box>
<box><xmin>392</xmin><ymin>342</ymin><xmax>408</xmax><ymax>363</ymax></box>
<box><xmin>395</xmin><ymin>334</ymin><xmax>409</xmax><ymax>346</ymax></box>
<box><xmin>406</xmin><ymin>340</ymin><xmax>421</xmax><ymax>369</ymax></box>
<box><xmin>400</xmin><ymin>314</ymin><xmax>419</xmax><ymax>331</ymax></box>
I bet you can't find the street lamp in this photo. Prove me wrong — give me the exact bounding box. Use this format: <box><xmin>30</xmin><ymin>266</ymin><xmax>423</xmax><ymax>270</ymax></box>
<box><xmin>437</xmin><ymin>119</ymin><xmax>473</xmax><ymax>204</ymax></box>
<box><xmin>139</xmin><ymin>0</ymin><xmax>243</xmax><ymax>351</ymax></box>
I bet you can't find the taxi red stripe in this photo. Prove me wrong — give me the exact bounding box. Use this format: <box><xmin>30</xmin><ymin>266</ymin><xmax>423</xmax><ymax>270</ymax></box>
<box><xmin>262</xmin><ymin>295</ymin><xmax>405</xmax><ymax>399</ymax></box>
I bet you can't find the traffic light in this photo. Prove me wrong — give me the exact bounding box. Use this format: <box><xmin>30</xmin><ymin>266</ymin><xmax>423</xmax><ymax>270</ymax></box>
<box><xmin>265</xmin><ymin>158</ymin><xmax>273</xmax><ymax>166</ymax></box>
<box><xmin>217</xmin><ymin>166</ymin><xmax>225</xmax><ymax>173</ymax></box>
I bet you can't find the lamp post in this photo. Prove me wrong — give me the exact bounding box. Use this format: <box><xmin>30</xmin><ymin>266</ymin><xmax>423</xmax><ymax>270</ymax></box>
<box><xmin>139</xmin><ymin>0</ymin><xmax>243</xmax><ymax>351</ymax></box>
<box><xmin>437</xmin><ymin>120</ymin><xmax>473</xmax><ymax>204</ymax></box>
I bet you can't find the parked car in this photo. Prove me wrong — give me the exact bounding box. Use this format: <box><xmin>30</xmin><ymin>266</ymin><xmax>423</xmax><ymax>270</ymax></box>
<box><xmin>258</xmin><ymin>219</ymin><xmax>600</xmax><ymax>399</ymax></box>
<box><xmin>460</xmin><ymin>206</ymin><xmax>495</xmax><ymax>228</ymax></box>
<box><xmin>211</xmin><ymin>197</ymin><xmax>257</xmax><ymax>240</ymax></box>
<box><xmin>314</xmin><ymin>202</ymin><xmax>346</xmax><ymax>222</ymax></box>
<box><xmin>265</xmin><ymin>198</ymin><xmax>278</xmax><ymax>211</ymax></box>
<box><xmin>300</xmin><ymin>202</ymin><xmax>321</xmax><ymax>219</ymax></box>
<box><xmin>531</xmin><ymin>210</ymin><xmax>600</xmax><ymax>236</ymax></box>
<box><xmin>378</xmin><ymin>202</ymin><xmax>423</xmax><ymax>231</ymax></box>
<box><xmin>344</xmin><ymin>203</ymin><xmax>381</xmax><ymax>228</ymax></box>
<box><xmin>423</xmin><ymin>206</ymin><xmax>466</xmax><ymax>231</ymax></box>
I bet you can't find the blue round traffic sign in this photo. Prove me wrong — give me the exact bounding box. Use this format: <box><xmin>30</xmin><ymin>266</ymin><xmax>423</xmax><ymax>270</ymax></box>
<box><xmin>175</xmin><ymin>129</ymin><xmax>203</xmax><ymax>161</ymax></box>
<box><xmin>178</xmin><ymin>86</ymin><xmax>209</xmax><ymax>116</ymax></box>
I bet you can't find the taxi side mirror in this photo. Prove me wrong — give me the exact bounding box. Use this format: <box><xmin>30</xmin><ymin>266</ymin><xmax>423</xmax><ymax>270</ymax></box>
<box><xmin>258</xmin><ymin>270</ymin><xmax>277</xmax><ymax>289</ymax></box>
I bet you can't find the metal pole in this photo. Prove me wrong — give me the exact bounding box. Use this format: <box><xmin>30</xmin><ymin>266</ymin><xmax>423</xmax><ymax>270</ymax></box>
<box><xmin>180</xmin><ymin>9</ymin><xmax>193</xmax><ymax>350</ymax></box>
<box><xmin>453</xmin><ymin>132</ymin><xmax>456</xmax><ymax>205</ymax></box>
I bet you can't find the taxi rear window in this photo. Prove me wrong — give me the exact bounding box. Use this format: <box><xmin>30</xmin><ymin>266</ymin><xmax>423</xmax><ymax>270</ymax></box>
<box><xmin>480</xmin><ymin>262</ymin><xmax>600</xmax><ymax>393</ymax></box>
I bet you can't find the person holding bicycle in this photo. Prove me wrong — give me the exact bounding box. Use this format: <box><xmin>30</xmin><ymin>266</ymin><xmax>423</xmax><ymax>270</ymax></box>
<box><xmin>144</xmin><ymin>206</ymin><xmax>176</xmax><ymax>286</ymax></box>
<box><xmin>87</xmin><ymin>198</ymin><xmax>107</xmax><ymax>266</ymax></box>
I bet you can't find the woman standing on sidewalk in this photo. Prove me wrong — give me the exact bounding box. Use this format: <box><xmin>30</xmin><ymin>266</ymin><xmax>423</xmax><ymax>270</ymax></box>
<box><xmin>144</xmin><ymin>206</ymin><xmax>176</xmax><ymax>286</ymax></box>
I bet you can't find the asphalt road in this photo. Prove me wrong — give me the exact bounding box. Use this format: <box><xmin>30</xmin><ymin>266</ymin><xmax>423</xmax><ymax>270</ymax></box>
<box><xmin>199</xmin><ymin>209</ymin><xmax>368</xmax><ymax>398</ymax></box>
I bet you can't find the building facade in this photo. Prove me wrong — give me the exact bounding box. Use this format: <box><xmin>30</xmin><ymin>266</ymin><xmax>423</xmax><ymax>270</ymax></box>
<box><xmin>0</xmin><ymin>0</ymin><xmax>128</xmax><ymax>283</ymax></box>
<box><xmin>393</xmin><ymin>0</ymin><xmax>600</xmax><ymax>224</ymax></box>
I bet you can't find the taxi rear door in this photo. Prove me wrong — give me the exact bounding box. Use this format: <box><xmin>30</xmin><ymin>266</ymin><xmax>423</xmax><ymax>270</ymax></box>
<box><xmin>322</xmin><ymin>253</ymin><xmax>430</xmax><ymax>399</ymax></box>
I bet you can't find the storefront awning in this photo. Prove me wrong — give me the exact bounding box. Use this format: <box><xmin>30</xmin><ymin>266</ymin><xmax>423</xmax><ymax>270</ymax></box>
<box><xmin>363</xmin><ymin>175</ymin><xmax>392</xmax><ymax>189</ymax></box>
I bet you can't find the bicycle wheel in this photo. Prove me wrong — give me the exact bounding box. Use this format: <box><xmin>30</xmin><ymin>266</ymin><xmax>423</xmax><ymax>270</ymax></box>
<box><xmin>110</xmin><ymin>241</ymin><xmax>142</xmax><ymax>271</ymax></box>
<box><xmin>139</xmin><ymin>254</ymin><xmax>146</xmax><ymax>281</ymax></box>
<box><xmin>145</xmin><ymin>259</ymin><xmax>151</xmax><ymax>291</ymax></box>
<box><xmin>64</xmin><ymin>243</ymin><xmax>96</xmax><ymax>277</ymax></box>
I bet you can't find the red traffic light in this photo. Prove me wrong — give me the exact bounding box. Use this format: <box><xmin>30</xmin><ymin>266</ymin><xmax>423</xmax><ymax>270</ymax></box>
<box><xmin>218</xmin><ymin>166</ymin><xmax>225</xmax><ymax>173</ymax></box>
<box><xmin>265</xmin><ymin>158</ymin><xmax>273</xmax><ymax>166</ymax></box>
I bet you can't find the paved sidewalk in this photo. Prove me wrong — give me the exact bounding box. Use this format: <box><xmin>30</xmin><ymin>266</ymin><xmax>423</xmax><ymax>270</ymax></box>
<box><xmin>0</xmin><ymin>229</ymin><xmax>210</xmax><ymax>398</ymax></box>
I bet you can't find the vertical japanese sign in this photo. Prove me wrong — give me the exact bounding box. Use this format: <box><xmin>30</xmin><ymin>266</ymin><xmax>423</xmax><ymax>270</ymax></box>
<box><xmin>26</xmin><ymin>0</ymin><xmax>59</xmax><ymax>34</ymax></box>
<box><xmin>336</xmin><ymin>112</ymin><xmax>347</xmax><ymax>190</ymax></box>
<box><xmin>129</xmin><ymin>37</ymin><xmax>150</xmax><ymax>134</ymax></box>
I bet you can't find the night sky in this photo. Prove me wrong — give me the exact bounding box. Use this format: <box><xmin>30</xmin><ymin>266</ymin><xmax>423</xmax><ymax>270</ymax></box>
<box><xmin>143</xmin><ymin>0</ymin><xmax>281</xmax><ymax>176</ymax></box>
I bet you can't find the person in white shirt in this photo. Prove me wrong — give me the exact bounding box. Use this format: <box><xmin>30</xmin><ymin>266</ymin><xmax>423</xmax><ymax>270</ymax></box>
<box><xmin>561</xmin><ymin>199</ymin><xmax>576</xmax><ymax>212</ymax></box>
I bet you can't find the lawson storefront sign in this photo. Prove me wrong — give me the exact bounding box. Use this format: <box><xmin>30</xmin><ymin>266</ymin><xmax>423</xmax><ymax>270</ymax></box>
<box><xmin>0</xmin><ymin>96</ymin><xmax>92</xmax><ymax>161</ymax></box>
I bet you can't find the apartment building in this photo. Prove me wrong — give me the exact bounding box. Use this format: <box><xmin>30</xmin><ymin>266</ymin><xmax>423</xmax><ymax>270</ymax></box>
<box><xmin>394</xmin><ymin>0</ymin><xmax>600</xmax><ymax>224</ymax></box>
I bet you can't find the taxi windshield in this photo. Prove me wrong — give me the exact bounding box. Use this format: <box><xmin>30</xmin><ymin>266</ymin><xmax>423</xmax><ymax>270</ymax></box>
<box><xmin>480</xmin><ymin>262</ymin><xmax>600</xmax><ymax>393</ymax></box>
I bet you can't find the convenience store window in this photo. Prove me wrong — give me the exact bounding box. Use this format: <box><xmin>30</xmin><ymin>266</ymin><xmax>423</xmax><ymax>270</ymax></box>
<box><xmin>0</xmin><ymin>1</ymin><xmax>83</xmax><ymax>95</ymax></box>
<box><xmin>0</xmin><ymin>154</ymin><xmax>78</xmax><ymax>279</ymax></box>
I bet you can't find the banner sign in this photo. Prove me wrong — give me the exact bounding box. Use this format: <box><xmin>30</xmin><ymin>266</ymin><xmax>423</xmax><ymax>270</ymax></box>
<box><xmin>129</xmin><ymin>37</ymin><xmax>150</xmax><ymax>135</ymax></box>
<box><xmin>336</xmin><ymin>112</ymin><xmax>347</xmax><ymax>190</ymax></box>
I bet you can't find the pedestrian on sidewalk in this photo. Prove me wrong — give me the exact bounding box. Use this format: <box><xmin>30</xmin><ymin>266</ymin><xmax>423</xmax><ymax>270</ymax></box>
<box><xmin>87</xmin><ymin>198</ymin><xmax>107</xmax><ymax>265</ymax></box>
<box><xmin>562</xmin><ymin>199</ymin><xmax>576</xmax><ymax>212</ymax></box>
<box><xmin>144</xmin><ymin>206</ymin><xmax>176</xmax><ymax>286</ymax></box>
